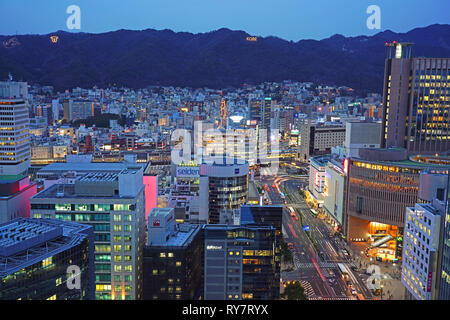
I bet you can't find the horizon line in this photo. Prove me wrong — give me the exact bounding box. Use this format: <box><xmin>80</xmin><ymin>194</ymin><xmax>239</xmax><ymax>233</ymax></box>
<box><xmin>0</xmin><ymin>23</ymin><xmax>448</xmax><ymax>43</ymax></box>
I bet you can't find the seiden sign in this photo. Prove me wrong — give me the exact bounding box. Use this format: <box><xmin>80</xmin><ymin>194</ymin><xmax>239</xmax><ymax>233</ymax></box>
<box><xmin>176</xmin><ymin>167</ymin><xmax>200</xmax><ymax>177</ymax></box>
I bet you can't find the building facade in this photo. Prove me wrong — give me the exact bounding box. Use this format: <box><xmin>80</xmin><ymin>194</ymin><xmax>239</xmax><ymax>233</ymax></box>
<box><xmin>0</xmin><ymin>99</ymin><xmax>30</xmax><ymax>176</ymax></box>
<box><xmin>0</xmin><ymin>218</ymin><xmax>94</xmax><ymax>300</ymax></box>
<box><xmin>381</xmin><ymin>42</ymin><xmax>450</xmax><ymax>154</ymax></box>
<box><xmin>203</xmin><ymin>224</ymin><xmax>279</xmax><ymax>300</ymax></box>
<box><xmin>30</xmin><ymin>168</ymin><xmax>146</xmax><ymax>300</ymax></box>
<box><xmin>143</xmin><ymin>208</ymin><xmax>203</xmax><ymax>300</ymax></box>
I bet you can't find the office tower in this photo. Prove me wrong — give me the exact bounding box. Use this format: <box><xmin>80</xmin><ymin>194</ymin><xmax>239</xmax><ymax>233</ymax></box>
<box><xmin>344</xmin><ymin>147</ymin><xmax>450</xmax><ymax>261</ymax></box>
<box><xmin>248</xmin><ymin>97</ymin><xmax>271</xmax><ymax>129</ymax></box>
<box><xmin>0</xmin><ymin>93</ymin><xmax>30</xmax><ymax>176</ymax></box>
<box><xmin>240</xmin><ymin>205</ymin><xmax>282</xmax><ymax>283</ymax></box>
<box><xmin>30</xmin><ymin>169</ymin><xmax>146</xmax><ymax>300</ymax></box>
<box><xmin>0</xmin><ymin>218</ymin><xmax>94</xmax><ymax>300</ymax></box>
<box><xmin>298</xmin><ymin>119</ymin><xmax>346</xmax><ymax>162</ymax></box>
<box><xmin>203</xmin><ymin>224</ymin><xmax>280</xmax><ymax>300</ymax></box>
<box><xmin>52</xmin><ymin>99</ymin><xmax>59</xmax><ymax>121</ymax></box>
<box><xmin>198</xmin><ymin>158</ymin><xmax>249</xmax><ymax>224</ymax></box>
<box><xmin>402</xmin><ymin>202</ymin><xmax>442</xmax><ymax>300</ymax></box>
<box><xmin>381</xmin><ymin>42</ymin><xmax>450</xmax><ymax>154</ymax></box>
<box><xmin>0</xmin><ymin>175</ymin><xmax>37</xmax><ymax>223</ymax></box>
<box><xmin>401</xmin><ymin>172</ymin><xmax>448</xmax><ymax>300</ymax></box>
<box><xmin>63</xmin><ymin>99</ymin><xmax>73</xmax><ymax>122</ymax></box>
<box><xmin>143</xmin><ymin>208</ymin><xmax>203</xmax><ymax>300</ymax></box>
<box><xmin>71</xmin><ymin>100</ymin><xmax>94</xmax><ymax>121</ymax></box>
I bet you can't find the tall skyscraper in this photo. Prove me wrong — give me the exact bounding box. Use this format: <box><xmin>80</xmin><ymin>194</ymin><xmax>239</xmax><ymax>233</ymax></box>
<box><xmin>248</xmin><ymin>97</ymin><xmax>271</xmax><ymax>129</ymax></box>
<box><xmin>381</xmin><ymin>42</ymin><xmax>450</xmax><ymax>154</ymax></box>
<box><xmin>0</xmin><ymin>80</ymin><xmax>30</xmax><ymax>176</ymax></box>
<box><xmin>0</xmin><ymin>99</ymin><xmax>30</xmax><ymax>176</ymax></box>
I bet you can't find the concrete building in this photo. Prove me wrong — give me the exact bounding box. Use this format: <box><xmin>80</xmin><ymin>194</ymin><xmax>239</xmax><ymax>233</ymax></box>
<box><xmin>381</xmin><ymin>42</ymin><xmax>450</xmax><ymax>155</ymax></box>
<box><xmin>0</xmin><ymin>218</ymin><xmax>94</xmax><ymax>300</ymax></box>
<box><xmin>143</xmin><ymin>208</ymin><xmax>203</xmax><ymax>300</ymax></box>
<box><xmin>30</xmin><ymin>168</ymin><xmax>146</xmax><ymax>300</ymax></box>
<box><xmin>307</xmin><ymin>155</ymin><xmax>330</xmax><ymax>209</ymax></box>
<box><xmin>0</xmin><ymin>99</ymin><xmax>30</xmax><ymax>175</ymax></box>
<box><xmin>344</xmin><ymin>148</ymin><xmax>450</xmax><ymax>261</ymax></box>
<box><xmin>402</xmin><ymin>172</ymin><xmax>448</xmax><ymax>300</ymax></box>
<box><xmin>0</xmin><ymin>77</ymin><xmax>28</xmax><ymax>99</ymax></box>
<box><xmin>298</xmin><ymin>120</ymin><xmax>345</xmax><ymax>162</ymax></box>
<box><xmin>343</xmin><ymin>121</ymin><xmax>382</xmax><ymax>158</ymax></box>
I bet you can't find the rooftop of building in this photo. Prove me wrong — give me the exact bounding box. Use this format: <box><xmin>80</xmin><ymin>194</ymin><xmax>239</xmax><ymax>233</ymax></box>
<box><xmin>310</xmin><ymin>155</ymin><xmax>331</xmax><ymax>166</ymax></box>
<box><xmin>38</xmin><ymin>161</ymin><xmax>144</xmax><ymax>175</ymax></box>
<box><xmin>32</xmin><ymin>183</ymin><xmax>131</xmax><ymax>200</ymax></box>
<box><xmin>354</xmin><ymin>148</ymin><xmax>450</xmax><ymax>169</ymax></box>
<box><xmin>166</xmin><ymin>224</ymin><xmax>201</xmax><ymax>247</ymax></box>
<box><xmin>0</xmin><ymin>218</ymin><xmax>91</xmax><ymax>277</ymax></box>
<box><xmin>202</xmin><ymin>224</ymin><xmax>275</xmax><ymax>231</ymax></box>
<box><xmin>200</xmin><ymin>157</ymin><xmax>249</xmax><ymax>167</ymax></box>
<box><xmin>412</xmin><ymin>202</ymin><xmax>445</xmax><ymax>217</ymax></box>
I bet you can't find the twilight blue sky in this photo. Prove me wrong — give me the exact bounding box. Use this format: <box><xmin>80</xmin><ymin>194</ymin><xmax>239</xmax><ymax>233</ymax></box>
<box><xmin>1</xmin><ymin>0</ymin><xmax>449</xmax><ymax>41</ymax></box>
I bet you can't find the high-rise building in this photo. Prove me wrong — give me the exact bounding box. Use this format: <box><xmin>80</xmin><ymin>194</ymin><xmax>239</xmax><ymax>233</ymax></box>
<box><xmin>0</xmin><ymin>218</ymin><xmax>94</xmax><ymax>300</ymax></box>
<box><xmin>198</xmin><ymin>159</ymin><xmax>249</xmax><ymax>224</ymax></box>
<box><xmin>63</xmin><ymin>99</ymin><xmax>73</xmax><ymax>122</ymax></box>
<box><xmin>203</xmin><ymin>224</ymin><xmax>279</xmax><ymax>300</ymax></box>
<box><xmin>30</xmin><ymin>168</ymin><xmax>146</xmax><ymax>300</ymax></box>
<box><xmin>143</xmin><ymin>208</ymin><xmax>203</xmax><ymax>300</ymax></box>
<box><xmin>248</xmin><ymin>98</ymin><xmax>271</xmax><ymax>129</ymax></box>
<box><xmin>402</xmin><ymin>171</ymin><xmax>448</xmax><ymax>300</ymax></box>
<box><xmin>0</xmin><ymin>95</ymin><xmax>30</xmax><ymax>176</ymax></box>
<box><xmin>381</xmin><ymin>42</ymin><xmax>450</xmax><ymax>154</ymax></box>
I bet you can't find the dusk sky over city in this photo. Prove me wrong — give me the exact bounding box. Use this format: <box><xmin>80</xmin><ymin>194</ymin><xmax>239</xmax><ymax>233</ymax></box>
<box><xmin>1</xmin><ymin>0</ymin><xmax>449</xmax><ymax>40</ymax></box>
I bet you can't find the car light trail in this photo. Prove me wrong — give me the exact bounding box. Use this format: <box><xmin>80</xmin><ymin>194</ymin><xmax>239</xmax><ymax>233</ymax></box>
<box><xmin>288</xmin><ymin>223</ymin><xmax>298</xmax><ymax>238</ymax></box>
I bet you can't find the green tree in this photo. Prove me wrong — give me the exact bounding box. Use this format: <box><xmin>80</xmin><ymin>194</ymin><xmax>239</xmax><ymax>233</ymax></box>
<box><xmin>281</xmin><ymin>281</ymin><xmax>307</xmax><ymax>300</ymax></box>
<box><xmin>280</xmin><ymin>237</ymin><xmax>293</xmax><ymax>264</ymax></box>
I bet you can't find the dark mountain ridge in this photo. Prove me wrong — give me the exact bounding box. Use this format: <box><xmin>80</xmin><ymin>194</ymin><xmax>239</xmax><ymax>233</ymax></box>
<box><xmin>1</xmin><ymin>24</ymin><xmax>449</xmax><ymax>94</ymax></box>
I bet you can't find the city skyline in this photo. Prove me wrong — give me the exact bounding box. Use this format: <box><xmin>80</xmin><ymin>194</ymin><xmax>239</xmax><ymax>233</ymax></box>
<box><xmin>0</xmin><ymin>0</ymin><xmax>450</xmax><ymax>306</ymax></box>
